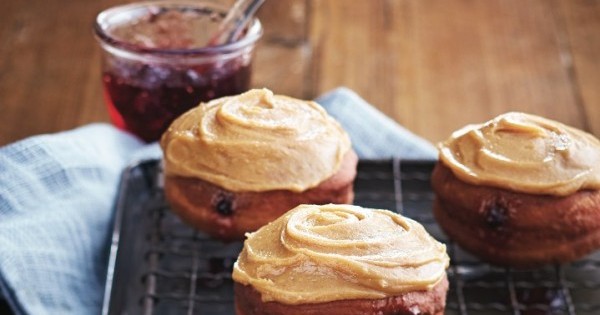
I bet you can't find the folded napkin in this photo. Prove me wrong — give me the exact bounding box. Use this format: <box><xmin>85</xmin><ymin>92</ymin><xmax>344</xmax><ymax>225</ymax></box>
<box><xmin>0</xmin><ymin>88</ymin><xmax>437</xmax><ymax>315</ymax></box>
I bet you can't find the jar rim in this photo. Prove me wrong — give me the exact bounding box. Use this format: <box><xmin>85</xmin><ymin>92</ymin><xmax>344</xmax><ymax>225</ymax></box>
<box><xmin>93</xmin><ymin>0</ymin><xmax>263</xmax><ymax>57</ymax></box>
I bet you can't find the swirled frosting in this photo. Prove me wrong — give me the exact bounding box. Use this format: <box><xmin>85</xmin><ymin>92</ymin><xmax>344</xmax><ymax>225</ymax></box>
<box><xmin>439</xmin><ymin>112</ymin><xmax>600</xmax><ymax>196</ymax></box>
<box><xmin>232</xmin><ymin>204</ymin><xmax>449</xmax><ymax>304</ymax></box>
<box><xmin>160</xmin><ymin>89</ymin><xmax>351</xmax><ymax>192</ymax></box>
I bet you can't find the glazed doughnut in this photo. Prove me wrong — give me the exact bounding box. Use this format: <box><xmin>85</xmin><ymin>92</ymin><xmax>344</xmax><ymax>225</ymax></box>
<box><xmin>232</xmin><ymin>204</ymin><xmax>450</xmax><ymax>315</ymax></box>
<box><xmin>163</xmin><ymin>150</ymin><xmax>357</xmax><ymax>241</ymax></box>
<box><xmin>432</xmin><ymin>112</ymin><xmax>600</xmax><ymax>267</ymax></box>
<box><xmin>160</xmin><ymin>89</ymin><xmax>357</xmax><ymax>241</ymax></box>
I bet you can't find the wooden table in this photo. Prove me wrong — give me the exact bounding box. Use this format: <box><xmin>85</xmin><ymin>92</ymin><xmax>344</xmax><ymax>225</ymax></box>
<box><xmin>1</xmin><ymin>0</ymin><xmax>599</xmax><ymax>147</ymax></box>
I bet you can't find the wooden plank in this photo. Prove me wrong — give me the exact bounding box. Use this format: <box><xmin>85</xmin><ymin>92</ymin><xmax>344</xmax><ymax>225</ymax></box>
<box><xmin>252</xmin><ymin>42</ymin><xmax>311</xmax><ymax>99</ymax></box>
<box><xmin>560</xmin><ymin>0</ymin><xmax>600</xmax><ymax>137</ymax></box>
<box><xmin>0</xmin><ymin>0</ymin><xmax>121</xmax><ymax>145</ymax></box>
<box><xmin>308</xmin><ymin>0</ymin><xmax>586</xmax><ymax>142</ymax></box>
<box><xmin>0</xmin><ymin>1</ymin><xmax>23</xmax><ymax>143</ymax></box>
<box><xmin>307</xmin><ymin>0</ymin><xmax>398</xmax><ymax>116</ymax></box>
<box><xmin>253</xmin><ymin>0</ymin><xmax>311</xmax><ymax>98</ymax></box>
<box><xmin>257</xmin><ymin>0</ymin><xmax>308</xmax><ymax>44</ymax></box>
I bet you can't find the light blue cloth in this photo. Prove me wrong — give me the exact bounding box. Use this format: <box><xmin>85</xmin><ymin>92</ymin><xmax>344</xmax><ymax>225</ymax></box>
<box><xmin>0</xmin><ymin>88</ymin><xmax>437</xmax><ymax>315</ymax></box>
<box><xmin>316</xmin><ymin>88</ymin><xmax>437</xmax><ymax>160</ymax></box>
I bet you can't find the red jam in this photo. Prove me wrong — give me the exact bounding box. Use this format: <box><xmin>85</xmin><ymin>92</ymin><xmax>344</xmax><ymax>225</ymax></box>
<box><xmin>102</xmin><ymin>61</ymin><xmax>251</xmax><ymax>142</ymax></box>
<box><xmin>96</xmin><ymin>3</ymin><xmax>260</xmax><ymax>142</ymax></box>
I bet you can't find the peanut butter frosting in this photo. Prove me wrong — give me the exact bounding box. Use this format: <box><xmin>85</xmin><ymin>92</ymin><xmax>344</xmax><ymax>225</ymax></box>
<box><xmin>232</xmin><ymin>204</ymin><xmax>450</xmax><ymax>305</ymax></box>
<box><xmin>439</xmin><ymin>112</ymin><xmax>600</xmax><ymax>196</ymax></box>
<box><xmin>160</xmin><ymin>89</ymin><xmax>351</xmax><ymax>192</ymax></box>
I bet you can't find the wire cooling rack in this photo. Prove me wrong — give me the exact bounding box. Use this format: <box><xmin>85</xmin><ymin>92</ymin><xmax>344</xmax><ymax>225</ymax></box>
<box><xmin>102</xmin><ymin>159</ymin><xmax>600</xmax><ymax>315</ymax></box>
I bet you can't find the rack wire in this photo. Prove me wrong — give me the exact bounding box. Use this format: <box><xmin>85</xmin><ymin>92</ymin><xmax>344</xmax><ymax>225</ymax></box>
<box><xmin>103</xmin><ymin>159</ymin><xmax>600</xmax><ymax>315</ymax></box>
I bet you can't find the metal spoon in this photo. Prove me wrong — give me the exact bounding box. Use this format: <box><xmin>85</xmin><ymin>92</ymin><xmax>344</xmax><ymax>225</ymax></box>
<box><xmin>208</xmin><ymin>0</ymin><xmax>265</xmax><ymax>46</ymax></box>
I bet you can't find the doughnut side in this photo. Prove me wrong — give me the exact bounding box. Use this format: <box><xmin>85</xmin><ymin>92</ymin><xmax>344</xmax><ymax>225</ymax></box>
<box><xmin>163</xmin><ymin>150</ymin><xmax>358</xmax><ymax>241</ymax></box>
<box><xmin>431</xmin><ymin>162</ymin><xmax>600</xmax><ymax>267</ymax></box>
<box><xmin>234</xmin><ymin>276</ymin><xmax>448</xmax><ymax>315</ymax></box>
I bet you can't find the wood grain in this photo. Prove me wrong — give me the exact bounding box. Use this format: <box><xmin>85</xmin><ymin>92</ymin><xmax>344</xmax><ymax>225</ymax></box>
<box><xmin>0</xmin><ymin>0</ymin><xmax>599</xmax><ymax>146</ymax></box>
<box><xmin>253</xmin><ymin>0</ymin><xmax>311</xmax><ymax>98</ymax></box>
<box><xmin>560</xmin><ymin>0</ymin><xmax>600</xmax><ymax>137</ymax></box>
<box><xmin>0</xmin><ymin>0</ymin><xmax>119</xmax><ymax>144</ymax></box>
<box><xmin>308</xmin><ymin>0</ymin><xmax>589</xmax><ymax>142</ymax></box>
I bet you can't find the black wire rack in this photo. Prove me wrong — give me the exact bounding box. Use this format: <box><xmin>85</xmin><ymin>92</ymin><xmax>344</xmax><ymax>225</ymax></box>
<box><xmin>102</xmin><ymin>159</ymin><xmax>600</xmax><ymax>315</ymax></box>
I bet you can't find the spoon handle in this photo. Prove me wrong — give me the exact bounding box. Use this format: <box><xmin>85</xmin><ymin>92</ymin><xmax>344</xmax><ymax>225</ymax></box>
<box><xmin>209</xmin><ymin>0</ymin><xmax>265</xmax><ymax>46</ymax></box>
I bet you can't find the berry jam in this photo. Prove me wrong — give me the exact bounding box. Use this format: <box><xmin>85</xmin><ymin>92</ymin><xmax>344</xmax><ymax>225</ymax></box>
<box><xmin>95</xmin><ymin>2</ymin><xmax>261</xmax><ymax>142</ymax></box>
<box><xmin>102</xmin><ymin>61</ymin><xmax>251</xmax><ymax>142</ymax></box>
